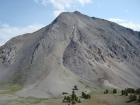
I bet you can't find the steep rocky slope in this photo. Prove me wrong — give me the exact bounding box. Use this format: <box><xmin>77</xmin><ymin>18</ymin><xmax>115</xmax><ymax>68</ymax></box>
<box><xmin>0</xmin><ymin>11</ymin><xmax>140</xmax><ymax>97</ymax></box>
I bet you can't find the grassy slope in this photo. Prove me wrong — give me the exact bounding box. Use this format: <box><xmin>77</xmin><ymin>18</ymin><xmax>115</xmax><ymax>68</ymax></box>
<box><xmin>0</xmin><ymin>91</ymin><xmax>139</xmax><ymax>105</ymax></box>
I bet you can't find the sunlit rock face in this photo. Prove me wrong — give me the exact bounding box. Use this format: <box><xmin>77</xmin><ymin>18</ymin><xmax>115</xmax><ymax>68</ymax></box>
<box><xmin>0</xmin><ymin>11</ymin><xmax>140</xmax><ymax>97</ymax></box>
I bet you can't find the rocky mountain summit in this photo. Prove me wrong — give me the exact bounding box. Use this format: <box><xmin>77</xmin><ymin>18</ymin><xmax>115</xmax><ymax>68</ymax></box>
<box><xmin>0</xmin><ymin>11</ymin><xmax>140</xmax><ymax>98</ymax></box>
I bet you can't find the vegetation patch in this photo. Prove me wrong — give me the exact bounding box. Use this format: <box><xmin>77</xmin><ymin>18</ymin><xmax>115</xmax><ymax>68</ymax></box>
<box><xmin>6</xmin><ymin>87</ymin><xmax>21</xmax><ymax>94</ymax></box>
<box><xmin>18</xmin><ymin>96</ymin><xmax>49</xmax><ymax>104</ymax></box>
<box><xmin>62</xmin><ymin>85</ymin><xmax>91</xmax><ymax>105</ymax></box>
<box><xmin>62</xmin><ymin>92</ymin><xmax>68</xmax><ymax>94</ymax></box>
<box><xmin>121</xmin><ymin>88</ymin><xmax>140</xmax><ymax>103</ymax></box>
<box><xmin>73</xmin><ymin>85</ymin><xmax>78</xmax><ymax>90</ymax></box>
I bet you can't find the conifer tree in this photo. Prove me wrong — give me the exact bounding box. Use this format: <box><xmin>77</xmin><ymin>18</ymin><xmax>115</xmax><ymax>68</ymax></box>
<box><xmin>75</xmin><ymin>96</ymin><xmax>78</xmax><ymax>102</ymax></box>
<box><xmin>78</xmin><ymin>99</ymin><xmax>81</xmax><ymax>103</ymax></box>
<box><xmin>134</xmin><ymin>93</ymin><xmax>137</xmax><ymax>101</ymax></box>
<box><xmin>72</xmin><ymin>90</ymin><xmax>75</xmax><ymax>94</ymax></box>
<box><xmin>125</xmin><ymin>91</ymin><xmax>128</xmax><ymax>96</ymax></box>
<box><xmin>106</xmin><ymin>89</ymin><xmax>109</xmax><ymax>94</ymax></box>
<box><xmin>121</xmin><ymin>90</ymin><xmax>124</xmax><ymax>95</ymax></box>
<box><xmin>113</xmin><ymin>89</ymin><xmax>117</xmax><ymax>94</ymax></box>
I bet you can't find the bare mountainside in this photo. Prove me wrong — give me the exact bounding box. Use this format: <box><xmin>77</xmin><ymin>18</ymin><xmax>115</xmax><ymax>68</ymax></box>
<box><xmin>0</xmin><ymin>11</ymin><xmax>140</xmax><ymax>98</ymax></box>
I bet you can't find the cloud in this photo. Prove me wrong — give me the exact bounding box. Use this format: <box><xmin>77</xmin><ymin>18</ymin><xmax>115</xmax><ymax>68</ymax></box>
<box><xmin>34</xmin><ymin>0</ymin><xmax>38</xmax><ymax>3</ymax></box>
<box><xmin>49</xmin><ymin>0</ymin><xmax>65</xmax><ymax>17</ymax></box>
<box><xmin>78</xmin><ymin>0</ymin><xmax>91</xmax><ymax>5</ymax></box>
<box><xmin>108</xmin><ymin>18</ymin><xmax>125</xmax><ymax>23</ymax></box>
<box><xmin>2</xmin><ymin>23</ymin><xmax>10</xmax><ymax>28</ymax></box>
<box><xmin>40</xmin><ymin>0</ymin><xmax>92</xmax><ymax>17</ymax></box>
<box><xmin>108</xmin><ymin>18</ymin><xmax>140</xmax><ymax>31</ymax></box>
<box><xmin>42</xmin><ymin>0</ymin><xmax>49</xmax><ymax>5</ymax></box>
<box><xmin>54</xmin><ymin>10</ymin><xmax>65</xmax><ymax>17</ymax></box>
<box><xmin>120</xmin><ymin>21</ymin><xmax>140</xmax><ymax>31</ymax></box>
<box><xmin>0</xmin><ymin>23</ymin><xmax>45</xmax><ymax>46</ymax></box>
<box><xmin>65</xmin><ymin>3</ymin><xmax>71</xmax><ymax>8</ymax></box>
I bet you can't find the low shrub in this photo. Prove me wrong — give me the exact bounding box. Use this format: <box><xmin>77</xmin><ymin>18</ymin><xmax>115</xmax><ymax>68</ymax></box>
<box><xmin>62</xmin><ymin>92</ymin><xmax>68</xmax><ymax>94</ymax></box>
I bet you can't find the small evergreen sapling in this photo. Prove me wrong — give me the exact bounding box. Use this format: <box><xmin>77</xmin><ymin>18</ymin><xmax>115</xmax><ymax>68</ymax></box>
<box><xmin>113</xmin><ymin>89</ymin><xmax>117</xmax><ymax>94</ymax></box>
<box><xmin>78</xmin><ymin>99</ymin><xmax>81</xmax><ymax>103</ymax></box>
<box><xmin>106</xmin><ymin>89</ymin><xmax>109</xmax><ymax>94</ymax></box>
<box><xmin>121</xmin><ymin>90</ymin><xmax>124</xmax><ymax>95</ymax></box>
<box><xmin>74</xmin><ymin>85</ymin><xmax>78</xmax><ymax>90</ymax></box>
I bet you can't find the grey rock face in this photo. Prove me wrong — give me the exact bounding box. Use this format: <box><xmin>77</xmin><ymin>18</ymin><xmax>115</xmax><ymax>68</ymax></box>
<box><xmin>0</xmin><ymin>11</ymin><xmax>140</xmax><ymax>97</ymax></box>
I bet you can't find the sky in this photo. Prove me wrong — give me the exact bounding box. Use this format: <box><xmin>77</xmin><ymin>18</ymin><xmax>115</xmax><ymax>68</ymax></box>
<box><xmin>0</xmin><ymin>0</ymin><xmax>140</xmax><ymax>46</ymax></box>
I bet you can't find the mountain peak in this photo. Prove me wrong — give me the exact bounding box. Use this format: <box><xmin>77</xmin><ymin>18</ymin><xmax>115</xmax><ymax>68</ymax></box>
<box><xmin>0</xmin><ymin>11</ymin><xmax>140</xmax><ymax>98</ymax></box>
<box><xmin>74</xmin><ymin>11</ymin><xmax>81</xmax><ymax>14</ymax></box>
<box><xmin>57</xmin><ymin>11</ymin><xmax>82</xmax><ymax>18</ymax></box>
